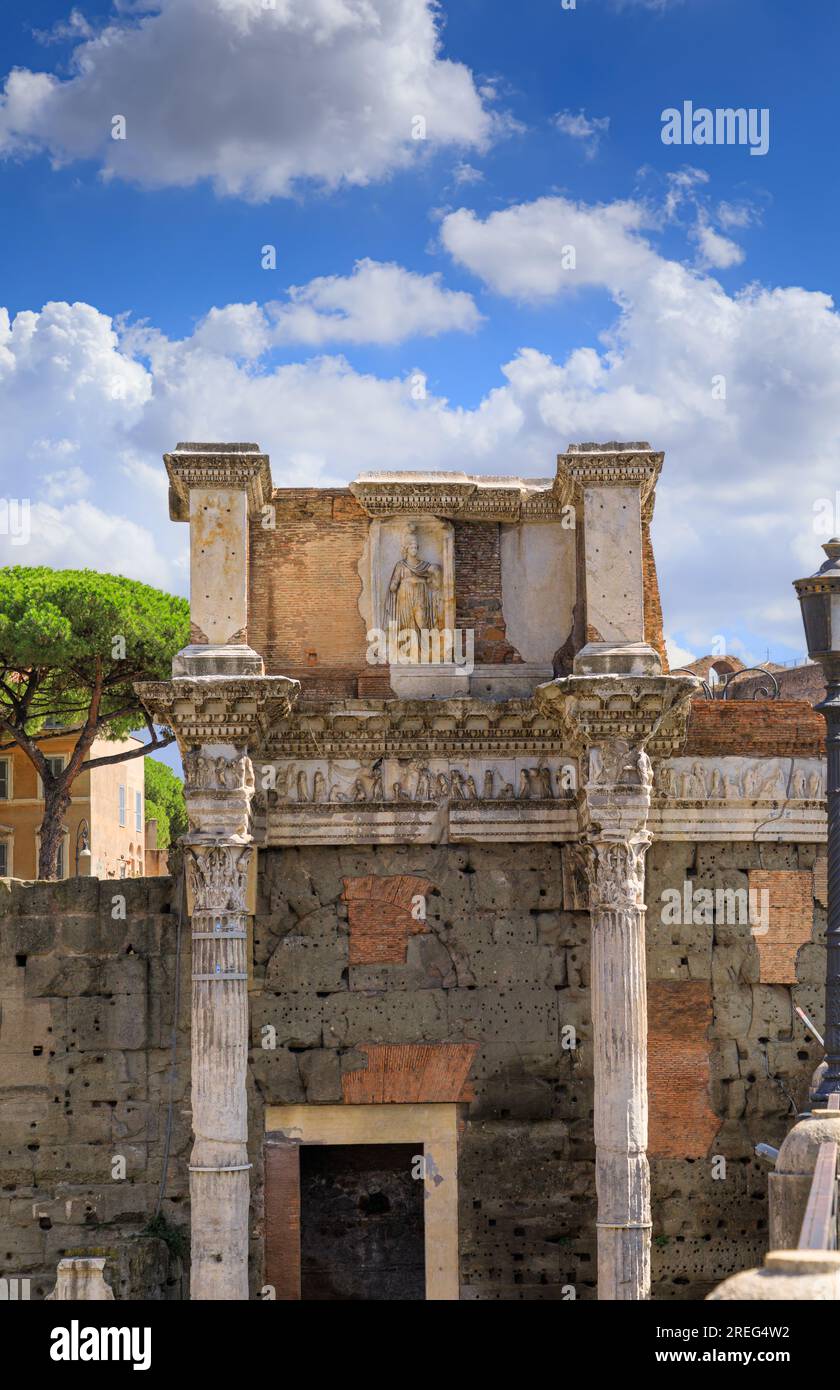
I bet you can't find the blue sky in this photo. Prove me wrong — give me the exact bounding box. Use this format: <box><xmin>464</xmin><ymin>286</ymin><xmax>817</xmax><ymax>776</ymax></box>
<box><xmin>1</xmin><ymin>0</ymin><xmax>839</xmax><ymax>717</ymax></box>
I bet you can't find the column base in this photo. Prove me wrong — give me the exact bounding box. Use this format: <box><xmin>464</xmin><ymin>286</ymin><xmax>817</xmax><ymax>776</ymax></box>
<box><xmin>573</xmin><ymin>641</ymin><xmax>662</xmax><ymax>676</ymax></box>
<box><xmin>172</xmin><ymin>644</ymin><xmax>265</xmax><ymax>677</ymax></box>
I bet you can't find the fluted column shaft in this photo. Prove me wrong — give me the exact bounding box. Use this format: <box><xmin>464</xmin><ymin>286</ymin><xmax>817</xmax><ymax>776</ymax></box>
<box><xmin>186</xmin><ymin>840</ymin><xmax>252</xmax><ymax>1300</ymax></box>
<box><xmin>585</xmin><ymin>785</ymin><xmax>653</xmax><ymax>1301</ymax></box>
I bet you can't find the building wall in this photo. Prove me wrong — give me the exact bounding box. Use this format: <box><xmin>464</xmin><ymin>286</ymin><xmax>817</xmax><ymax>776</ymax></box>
<box><xmin>249</xmin><ymin>839</ymin><xmax>824</xmax><ymax>1301</ymax></box>
<box><xmin>89</xmin><ymin>737</ymin><xmax>146</xmax><ymax>880</ymax></box>
<box><xmin>2</xmin><ymin>833</ymin><xmax>824</xmax><ymax>1300</ymax></box>
<box><xmin>0</xmin><ymin>876</ymin><xmax>187</xmax><ymax>1298</ymax></box>
<box><xmin>0</xmin><ymin>734</ymin><xmax>145</xmax><ymax>881</ymax></box>
<box><xmin>248</xmin><ymin>488</ymin><xmax>668</xmax><ymax>694</ymax></box>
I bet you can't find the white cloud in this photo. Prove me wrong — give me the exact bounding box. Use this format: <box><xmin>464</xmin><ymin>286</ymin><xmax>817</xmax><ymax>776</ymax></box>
<box><xmin>452</xmin><ymin>161</ymin><xmax>484</xmax><ymax>186</ymax></box>
<box><xmin>269</xmin><ymin>259</ymin><xmax>483</xmax><ymax>345</ymax></box>
<box><xmin>439</xmin><ymin>196</ymin><xmax>656</xmax><ymax>300</ymax></box>
<box><xmin>553</xmin><ymin>110</ymin><xmax>610</xmax><ymax>160</ymax></box>
<box><xmin>692</xmin><ymin>218</ymin><xmax>745</xmax><ymax>269</ymax></box>
<box><xmin>0</xmin><ymin>0</ymin><xmax>501</xmax><ymax>200</ymax></box>
<box><xmin>665</xmin><ymin>637</ymin><xmax>697</xmax><ymax>669</ymax></box>
<box><xmin>14</xmin><ymin>500</ymin><xmax>172</xmax><ymax>587</ymax></box>
<box><xmin>40</xmin><ymin>464</ymin><xmax>90</xmax><ymax>501</ymax></box>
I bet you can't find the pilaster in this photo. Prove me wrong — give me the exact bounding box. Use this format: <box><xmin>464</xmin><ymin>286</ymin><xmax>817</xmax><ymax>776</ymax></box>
<box><xmin>556</xmin><ymin>443</ymin><xmax>663</xmax><ymax>676</ymax></box>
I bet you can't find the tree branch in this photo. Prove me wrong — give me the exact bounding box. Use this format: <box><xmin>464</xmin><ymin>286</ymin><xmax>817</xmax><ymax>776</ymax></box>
<box><xmin>81</xmin><ymin>731</ymin><xmax>176</xmax><ymax>770</ymax></box>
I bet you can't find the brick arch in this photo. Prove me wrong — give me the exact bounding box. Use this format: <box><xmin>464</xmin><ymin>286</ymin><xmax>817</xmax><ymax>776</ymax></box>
<box><xmin>341</xmin><ymin>874</ymin><xmax>434</xmax><ymax>966</ymax></box>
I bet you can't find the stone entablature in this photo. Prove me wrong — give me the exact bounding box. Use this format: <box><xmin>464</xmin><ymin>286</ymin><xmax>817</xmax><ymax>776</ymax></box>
<box><xmin>349</xmin><ymin>470</ymin><xmax>574</xmax><ymax>522</ymax></box>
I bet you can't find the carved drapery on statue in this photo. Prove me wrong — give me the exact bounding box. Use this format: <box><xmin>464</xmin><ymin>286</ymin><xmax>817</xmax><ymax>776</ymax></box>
<box><xmin>384</xmin><ymin>523</ymin><xmax>444</xmax><ymax>636</ymax></box>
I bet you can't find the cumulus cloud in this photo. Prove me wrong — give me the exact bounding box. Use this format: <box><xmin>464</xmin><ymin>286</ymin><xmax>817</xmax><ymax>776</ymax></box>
<box><xmin>1</xmin><ymin>195</ymin><xmax>839</xmax><ymax>655</ymax></box>
<box><xmin>553</xmin><ymin>110</ymin><xmax>610</xmax><ymax>160</ymax></box>
<box><xmin>269</xmin><ymin>259</ymin><xmax>483</xmax><ymax>345</ymax></box>
<box><xmin>439</xmin><ymin>196</ymin><xmax>656</xmax><ymax>300</ymax></box>
<box><xmin>0</xmin><ymin>0</ymin><xmax>501</xmax><ymax>200</ymax></box>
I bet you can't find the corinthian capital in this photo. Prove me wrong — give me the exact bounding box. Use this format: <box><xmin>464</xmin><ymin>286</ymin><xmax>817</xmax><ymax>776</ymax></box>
<box><xmin>186</xmin><ymin>841</ymin><xmax>254</xmax><ymax>915</ymax></box>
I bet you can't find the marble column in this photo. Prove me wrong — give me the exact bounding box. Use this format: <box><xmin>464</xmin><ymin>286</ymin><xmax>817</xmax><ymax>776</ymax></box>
<box><xmin>583</xmin><ymin>739</ymin><xmax>654</xmax><ymax>1300</ymax></box>
<box><xmin>184</xmin><ymin>832</ymin><xmax>253</xmax><ymax>1300</ymax></box>
<box><xmin>537</xmin><ymin>673</ymin><xmax>697</xmax><ymax>1301</ymax></box>
<box><xmin>138</xmin><ymin>443</ymin><xmax>299</xmax><ymax>1299</ymax></box>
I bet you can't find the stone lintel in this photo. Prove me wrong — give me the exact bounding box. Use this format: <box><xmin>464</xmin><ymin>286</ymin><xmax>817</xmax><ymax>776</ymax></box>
<box><xmin>165</xmin><ymin>442</ymin><xmax>273</xmax><ymax>522</ymax></box>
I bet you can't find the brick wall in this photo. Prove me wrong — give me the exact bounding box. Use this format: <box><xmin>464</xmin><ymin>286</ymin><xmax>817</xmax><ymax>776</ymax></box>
<box><xmin>248</xmin><ymin>490</ymin><xmax>370</xmax><ymax>689</ymax></box>
<box><xmin>453</xmin><ymin>522</ymin><xmax>522</xmax><ymax>664</ymax></box>
<box><xmin>685</xmin><ymin>699</ymin><xmax>824</xmax><ymax>757</ymax></box>
<box><xmin>643</xmin><ymin>519</ymin><xmax>668</xmax><ymax>672</ymax></box>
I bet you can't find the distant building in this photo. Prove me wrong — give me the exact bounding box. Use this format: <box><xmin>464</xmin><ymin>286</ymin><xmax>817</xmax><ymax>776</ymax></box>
<box><xmin>144</xmin><ymin>816</ymin><xmax>169</xmax><ymax>876</ymax></box>
<box><xmin>0</xmin><ymin>732</ymin><xmax>145</xmax><ymax>879</ymax></box>
<box><xmin>672</xmin><ymin>653</ymin><xmax>825</xmax><ymax>704</ymax></box>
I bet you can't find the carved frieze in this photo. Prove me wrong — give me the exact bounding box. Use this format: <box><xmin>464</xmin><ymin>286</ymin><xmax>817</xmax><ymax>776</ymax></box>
<box><xmin>656</xmin><ymin>756</ymin><xmax>825</xmax><ymax>802</ymax></box>
<box><xmin>536</xmin><ymin>674</ymin><xmax>698</xmax><ymax>760</ymax></box>
<box><xmin>135</xmin><ymin>675</ymin><xmax>299</xmax><ymax>747</ymax></box>
<box><xmin>164</xmin><ymin>444</ymin><xmax>272</xmax><ymax>522</ymax></box>
<box><xmin>253</xmin><ymin>755</ymin><xmax>576</xmax><ymax>808</ymax></box>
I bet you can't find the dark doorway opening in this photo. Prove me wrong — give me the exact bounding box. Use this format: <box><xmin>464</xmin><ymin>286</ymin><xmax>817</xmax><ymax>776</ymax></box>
<box><xmin>300</xmin><ymin>1143</ymin><xmax>425</xmax><ymax>1300</ymax></box>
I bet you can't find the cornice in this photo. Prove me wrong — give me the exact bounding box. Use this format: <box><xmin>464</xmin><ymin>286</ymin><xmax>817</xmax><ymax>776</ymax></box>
<box><xmin>260</xmin><ymin>696</ymin><xmax>572</xmax><ymax>758</ymax></box>
<box><xmin>165</xmin><ymin>443</ymin><xmax>273</xmax><ymax>521</ymax></box>
<box><xmin>535</xmin><ymin>674</ymin><xmax>699</xmax><ymax>758</ymax></box>
<box><xmin>348</xmin><ymin>471</ymin><xmax>574</xmax><ymax>522</ymax></box>
<box><xmin>135</xmin><ymin>675</ymin><xmax>299</xmax><ymax>747</ymax></box>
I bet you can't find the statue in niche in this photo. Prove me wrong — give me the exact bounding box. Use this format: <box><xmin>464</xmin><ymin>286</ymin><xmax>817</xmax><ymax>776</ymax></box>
<box><xmin>352</xmin><ymin>778</ymin><xmax>367</xmax><ymax>802</ymax></box>
<box><xmin>539</xmin><ymin>767</ymin><xmax>554</xmax><ymax>800</ymax></box>
<box><xmin>296</xmin><ymin>770</ymin><xmax>309</xmax><ymax>803</ymax></box>
<box><xmin>313</xmin><ymin>771</ymin><xmax>327</xmax><ymax>802</ymax></box>
<box><xmin>518</xmin><ymin>769</ymin><xmax>531</xmax><ymax>800</ymax></box>
<box><xmin>436</xmin><ymin>773</ymin><xmax>450</xmax><ymax>798</ymax></box>
<box><xmin>371</xmin><ymin>768</ymin><xmax>384</xmax><ymax>801</ymax></box>
<box><xmin>464</xmin><ymin>774</ymin><xmax>478</xmax><ymax>800</ymax></box>
<box><xmin>384</xmin><ymin>523</ymin><xmax>443</xmax><ymax>640</ymax></box>
<box><xmin>808</xmin><ymin>770</ymin><xmax>822</xmax><ymax>798</ymax></box>
<box><xmin>710</xmin><ymin>768</ymin><xmax>726</xmax><ymax>800</ymax></box>
<box><xmin>482</xmin><ymin>770</ymin><xmax>495</xmax><ymax>800</ymax></box>
<box><xmin>450</xmin><ymin>770</ymin><xmax>466</xmax><ymax>800</ymax></box>
<box><xmin>416</xmin><ymin>767</ymin><xmax>432</xmax><ymax>801</ymax></box>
